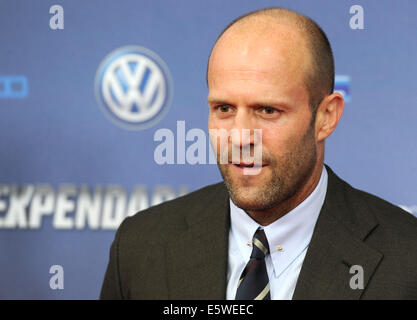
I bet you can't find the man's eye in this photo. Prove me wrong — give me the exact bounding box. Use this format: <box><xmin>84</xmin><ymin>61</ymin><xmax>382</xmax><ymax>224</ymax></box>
<box><xmin>260</xmin><ymin>106</ymin><xmax>279</xmax><ymax>114</ymax></box>
<box><xmin>217</xmin><ymin>105</ymin><xmax>231</xmax><ymax>112</ymax></box>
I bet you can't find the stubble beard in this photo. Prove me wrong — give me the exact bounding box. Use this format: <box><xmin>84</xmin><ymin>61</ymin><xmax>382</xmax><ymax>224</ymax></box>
<box><xmin>217</xmin><ymin>123</ymin><xmax>318</xmax><ymax>212</ymax></box>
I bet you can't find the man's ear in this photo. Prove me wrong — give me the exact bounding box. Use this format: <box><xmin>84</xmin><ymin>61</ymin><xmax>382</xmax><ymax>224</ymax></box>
<box><xmin>315</xmin><ymin>92</ymin><xmax>345</xmax><ymax>142</ymax></box>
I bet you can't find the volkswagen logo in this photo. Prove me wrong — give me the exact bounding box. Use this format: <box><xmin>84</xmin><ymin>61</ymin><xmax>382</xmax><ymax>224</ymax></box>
<box><xmin>95</xmin><ymin>46</ymin><xmax>173</xmax><ymax>130</ymax></box>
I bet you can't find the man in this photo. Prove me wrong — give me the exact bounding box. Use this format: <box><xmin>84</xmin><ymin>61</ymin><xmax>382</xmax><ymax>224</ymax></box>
<box><xmin>100</xmin><ymin>8</ymin><xmax>417</xmax><ymax>299</ymax></box>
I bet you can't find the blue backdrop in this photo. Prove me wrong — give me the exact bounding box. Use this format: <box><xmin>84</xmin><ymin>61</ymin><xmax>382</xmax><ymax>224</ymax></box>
<box><xmin>0</xmin><ymin>0</ymin><xmax>416</xmax><ymax>299</ymax></box>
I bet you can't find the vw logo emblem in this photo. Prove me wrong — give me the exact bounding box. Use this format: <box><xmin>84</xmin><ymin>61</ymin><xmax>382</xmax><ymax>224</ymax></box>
<box><xmin>95</xmin><ymin>46</ymin><xmax>173</xmax><ymax>130</ymax></box>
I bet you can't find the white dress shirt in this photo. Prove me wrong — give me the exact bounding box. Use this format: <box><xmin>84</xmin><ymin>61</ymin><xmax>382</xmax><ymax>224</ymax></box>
<box><xmin>226</xmin><ymin>165</ymin><xmax>328</xmax><ymax>300</ymax></box>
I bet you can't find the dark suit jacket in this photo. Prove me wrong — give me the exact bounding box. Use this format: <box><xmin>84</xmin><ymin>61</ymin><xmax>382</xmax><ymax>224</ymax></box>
<box><xmin>100</xmin><ymin>165</ymin><xmax>417</xmax><ymax>299</ymax></box>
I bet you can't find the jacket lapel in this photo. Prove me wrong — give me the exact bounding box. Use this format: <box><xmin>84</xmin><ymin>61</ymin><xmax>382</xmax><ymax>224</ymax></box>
<box><xmin>165</xmin><ymin>183</ymin><xmax>230</xmax><ymax>299</ymax></box>
<box><xmin>293</xmin><ymin>165</ymin><xmax>383</xmax><ymax>299</ymax></box>
<box><xmin>164</xmin><ymin>165</ymin><xmax>384</xmax><ymax>299</ymax></box>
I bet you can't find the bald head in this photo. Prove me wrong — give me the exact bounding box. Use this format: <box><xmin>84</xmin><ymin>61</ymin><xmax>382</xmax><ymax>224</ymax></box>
<box><xmin>207</xmin><ymin>7</ymin><xmax>334</xmax><ymax>114</ymax></box>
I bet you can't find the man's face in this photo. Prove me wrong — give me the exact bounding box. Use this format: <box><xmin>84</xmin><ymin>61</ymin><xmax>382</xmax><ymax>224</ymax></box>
<box><xmin>207</xmin><ymin>22</ymin><xmax>319</xmax><ymax>212</ymax></box>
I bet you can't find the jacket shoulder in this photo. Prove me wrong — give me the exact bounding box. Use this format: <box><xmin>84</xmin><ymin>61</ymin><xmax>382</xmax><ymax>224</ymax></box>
<box><xmin>117</xmin><ymin>182</ymin><xmax>227</xmax><ymax>238</ymax></box>
<box><xmin>350</xmin><ymin>184</ymin><xmax>417</xmax><ymax>236</ymax></box>
<box><xmin>325</xmin><ymin>165</ymin><xmax>417</xmax><ymax>238</ymax></box>
<box><xmin>344</xmin><ymin>183</ymin><xmax>417</xmax><ymax>298</ymax></box>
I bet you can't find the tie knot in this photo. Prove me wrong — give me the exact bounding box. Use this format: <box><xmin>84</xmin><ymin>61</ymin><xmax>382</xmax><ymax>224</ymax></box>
<box><xmin>250</xmin><ymin>228</ymin><xmax>270</xmax><ymax>259</ymax></box>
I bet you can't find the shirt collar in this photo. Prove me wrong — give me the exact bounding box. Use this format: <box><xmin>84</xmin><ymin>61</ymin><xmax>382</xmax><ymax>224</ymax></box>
<box><xmin>229</xmin><ymin>165</ymin><xmax>328</xmax><ymax>278</ymax></box>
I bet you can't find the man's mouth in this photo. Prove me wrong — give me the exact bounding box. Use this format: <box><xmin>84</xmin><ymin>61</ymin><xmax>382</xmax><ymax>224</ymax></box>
<box><xmin>231</xmin><ymin>161</ymin><xmax>268</xmax><ymax>168</ymax></box>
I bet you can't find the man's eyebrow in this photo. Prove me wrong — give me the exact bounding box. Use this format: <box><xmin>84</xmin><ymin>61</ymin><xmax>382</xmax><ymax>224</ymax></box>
<box><xmin>207</xmin><ymin>97</ymin><xmax>294</xmax><ymax>109</ymax></box>
<box><xmin>207</xmin><ymin>97</ymin><xmax>229</xmax><ymax>105</ymax></box>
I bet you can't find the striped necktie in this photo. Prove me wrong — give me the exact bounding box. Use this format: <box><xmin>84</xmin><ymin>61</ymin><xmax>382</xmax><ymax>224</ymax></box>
<box><xmin>235</xmin><ymin>227</ymin><xmax>271</xmax><ymax>300</ymax></box>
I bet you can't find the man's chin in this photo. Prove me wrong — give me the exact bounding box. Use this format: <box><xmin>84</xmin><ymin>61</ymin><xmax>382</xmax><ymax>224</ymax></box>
<box><xmin>228</xmin><ymin>188</ymin><xmax>270</xmax><ymax>211</ymax></box>
<box><xmin>232</xmin><ymin>196</ymin><xmax>279</xmax><ymax>212</ymax></box>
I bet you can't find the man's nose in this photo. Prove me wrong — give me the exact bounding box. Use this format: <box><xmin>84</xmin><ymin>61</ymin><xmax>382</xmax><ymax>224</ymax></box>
<box><xmin>229</xmin><ymin>110</ymin><xmax>258</xmax><ymax>147</ymax></box>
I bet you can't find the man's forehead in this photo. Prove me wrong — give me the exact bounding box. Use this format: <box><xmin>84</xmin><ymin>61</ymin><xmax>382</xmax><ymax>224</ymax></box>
<box><xmin>208</xmin><ymin>68</ymin><xmax>301</xmax><ymax>96</ymax></box>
